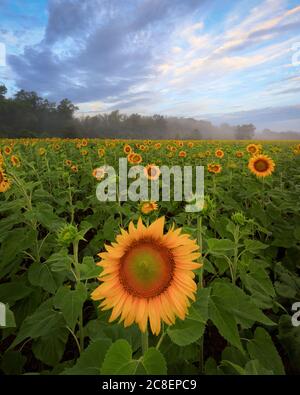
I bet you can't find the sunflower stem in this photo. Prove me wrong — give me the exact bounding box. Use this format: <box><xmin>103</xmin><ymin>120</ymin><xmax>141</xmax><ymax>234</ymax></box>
<box><xmin>141</xmin><ymin>329</ymin><xmax>149</xmax><ymax>355</ymax></box>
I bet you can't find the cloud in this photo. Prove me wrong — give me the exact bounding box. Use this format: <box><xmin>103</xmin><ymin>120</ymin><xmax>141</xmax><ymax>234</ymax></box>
<box><xmin>8</xmin><ymin>0</ymin><xmax>205</xmax><ymax>103</ymax></box>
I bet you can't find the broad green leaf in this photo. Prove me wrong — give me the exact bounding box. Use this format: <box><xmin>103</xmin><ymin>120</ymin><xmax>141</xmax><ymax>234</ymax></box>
<box><xmin>79</xmin><ymin>256</ymin><xmax>102</xmax><ymax>280</ymax></box>
<box><xmin>167</xmin><ymin>287</ymin><xmax>210</xmax><ymax>346</ymax></box>
<box><xmin>207</xmin><ymin>239</ymin><xmax>235</xmax><ymax>255</ymax></box>
<box><xmin>247</xmin><ymin>327</ymin><xmax>285</xmax><ymax>375</ymax></box>
<box><xmin>101</xmin><ymin>339</ymin><xmax>139</xmax><ymax>375</ymax></box>
<box><xmin>0</xmin><ymin>351</ymin><xmax>26</xmax><ymax>375</ymax></box>
<box><xmin>244</xmin><ymin>239</ymin><xmax>268</xmax><ymax>253</ymax></box>
<box><xmin>54</xmin><ymin>283</ymin><xmax>87</xmax><ymax>330</ymax></box>
<box><xmin>244</xmin><ymin>360</ymin><xmax>274</xmax><ymax>375</ymax></box>
<box><xmin>62</xmin><ymin>339</ymin><xmax>112</xmax><ymax>375</ymax></box>
<box><xmin>0</xmin><ymin>282</ymin><xmax>32</xmax><ymax>304</ymax></box>
<box><xmin>28</xmin><ymin>262</ymin><xmax>59</xmax><ymax>294</ymax></box>
<box><xmin>142</xmin><ymin>347</ymin><xmax>167</xmax><ymax>375</ymax></box>
<box><xmin>32</xmin><ymin>327</ymin><xmax>69</xmax><ymax>366</ymax></box>
<box><xmin>10</xmin><ymin>302</ymin><xmax>65</xmax><ymax>348</ymax></box>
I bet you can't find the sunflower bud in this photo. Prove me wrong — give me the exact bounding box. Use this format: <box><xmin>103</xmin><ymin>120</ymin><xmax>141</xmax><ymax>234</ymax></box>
<box><xmin>231</xmin><ymin>211</ymin><xmax>246</xmax><ymax>225</ymax></box>
<box><xmin>57</xmin><ymin>224</ymin><xmax>78</xmax><ymax>247</ymax></box>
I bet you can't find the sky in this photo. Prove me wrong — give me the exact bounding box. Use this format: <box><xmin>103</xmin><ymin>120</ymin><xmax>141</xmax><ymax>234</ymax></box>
<box><xmin>0</xmin><ymin>0</ymin><xmax>300</xmax><ymax>131</ymax></box>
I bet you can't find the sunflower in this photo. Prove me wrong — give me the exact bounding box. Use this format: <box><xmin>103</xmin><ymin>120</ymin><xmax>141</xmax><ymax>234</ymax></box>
<box><xmin>188</xmin><ymin>142</ymin><xmax>194</xmax><ymax>148</ymax></box>
<box><xmin>144</xmin><ymin>164</ymin><xmax>161</xmax><ymax>180</ymax></box>
<box><xmin>123</xmin><ymin>144</ymin><xmax>132</xmax><ymax>155</ymax></box>
<box><xmin>91</xmin><ymin>217</ymin><xmax>201</xmax><ymax>335</ymax></box>
<box><xmin>71</xmin><ymin>165</ymin><xmax>78</xmax><ymax>173</ymax></box>
<box><xmin>139</xmin><ymin>145</ymin><xmax>146</xmax><ymax>151</ymax></box>
<box><xmin>98</xmin><ymin>148</ymin><xmax>105</xmax><ymax>157</ymax></box>
<box><xmin>65</xmin><ymin>159</ymin><xmax>72</xmax><ymax>167</ymax></box>
<box><xmin>207</xmin><ymin>163</ymin><xmax>222</xmax><ymax>173</ymax></box>
<box><xmin>215</xmin><ymin>149</ymin><xmax>224</xmax><ymax>158</ymax></box>
<box><xmin>11</xmin><ymin>155</ymin><xmax>21</xmax><ymax>167</ymax></box>
<box><xmin>81</xmin><ymin>149</ymin><xmax>88</xmax><ymax>156</ymax></box>
<box><xmin>235</xmin><ymin>151</ymin><xmax>244</xmax><ymax>158</ymax></box>
<box><xmin>246</xmin><ymin>144</ymin><xmax>261</xmax><ymax>155</ymax></box>
<box><xmin>0</xmin><ymin>168</ymin><xmax>10</xmax><ymax>193</ymax></box>
<box><xmin>179</xmin><ymin>151</ymin><xmax>186</xmax><ymax>158</ymax></box>
<box><xmin>38</xmin><ymin>147</ymin><xmax>46</xmax><ymax>156</ymax></box>
<box><xmin>92</xmin><ymin>167</ymin><xmax>106</xmax><ymax>180</ymax></box>
<box><xmin>248</xmin><ymin>154</ymin><xmax>275</xmax><ymax>177</ymax></box>
<box><xmin>140</xmin><ymin>201</ymin><xmax>158</xmax><ymax>214</ymax></box>
<box><xmin>128</xmin><ymin>153</ymin><xmax>142</xmax><ymax>164</ymax></box>
<box><xmin>154</xmin><ymin>143</ymin><xmax>161</xmax><ymax>149</ymax></box>
<box><xmin>4</xmin><ymin>146</ymin><xmax>12</xmax><ymax>155</ymax></box>
<box><xmin>81</xmin><ymin>138</ymin><xmax>88</xmax><ymax>147</ymax></box>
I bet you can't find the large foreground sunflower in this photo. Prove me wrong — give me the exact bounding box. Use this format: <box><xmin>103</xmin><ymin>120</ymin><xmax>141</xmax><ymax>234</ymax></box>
<box><xmin>248</xmin><ymin>154</ymin><xmax>275</xmax><ymax>177</ymax></box>
<box><xmin>91</xmin><ymin>217</ymin><xmax>201</xmax><ymax>335</ymax></box>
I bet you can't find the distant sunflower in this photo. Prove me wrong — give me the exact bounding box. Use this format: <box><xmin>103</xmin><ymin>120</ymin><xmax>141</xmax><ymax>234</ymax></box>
<box><xmin>188</xmin><ymin>142</ymin><xmax>194</xmax><ymax>148</ymax></box>
<box><xmin>246</xmin><ymin>144</ymin><xmax>260</xmax><ymax>155</ymax></box>
<box><xmin>235</xmin><ymin>151</ymin><xmax>244</xmax><ymax>158</ymax></box>
<box><xmin>215</xmin><ymin>149</ymin><xmax>224</xmax><ymax>158</ymax></box>
<box><xmin>98</xmin><ymin>148</ymin><xmax>105</xmax><ymax>157</ymax></box>
<box><xmin>179</xmin><ymin>151</ymin><xmax>186</xmax><ymax>158</ymax></box>
<box><xmin>207</xmin><ymin>163</ymin><xmax>222</xmax><ymax>173</ymax></box>
<box><xmin>4</xmin><ymin>146</ymin><xmax>12</xmax><ymax>155</ymax></box>
<box><xmin>92</xmin><ymin>167</ymin><xmax>106</xmax><ymax>180</ymax></box>
<box><xmin>65</xmin><ymin>159</ymin><xmax>72</xmax><ymax>167</ymax></box>
<box><xmin>248</xmin><ymin>154</ymin><xmax>275</xmax><ymax>177</ymax></box>
<box><xmin>81</xmin><ymin>139</ymin><xmax>88</xmax><ymax>147</ymax></box>
<box><xmin>38</xmin><ymin>147</ymin><xmax>46</xmax><ymax>156</ymax></box>
<box><xmin>71</xmin><ymin>165</ymin><xmax>78</xmax><ymax>173</ymax></box>
<box><xmin>128</xmin><ymin>153</ymin><xmax>142</xmax><ymax>164</ymax></box>
<box><xmin>144</xmin><ymin>164</ymin><xmax>160</xmax><ymax>180</ymax></box>
<box><xmin>140</xmin><ymin>201</ymin><xmax>158</xmax><ymax>214</ymax></box>
<box><xmin>0</xmin><ymin>168</ymin><xmax>10</xmax><ymax>193</ymax></box>
<box><xmin>11</xmin><ymin>155</ymin><xmax>21</xmax><ymax>167</ymax></box>
<box><xmin>91</xmin><ymin>217</ymin><xmax>201</xmax><ymax>335</ymax></box>
<box><xmin>154</xmin><ymin>143</ymin><xmax>161</xmax><ymax>149</ymax></box>
<box><xmin>123</xmin><ymin>144</ymin><xmax>132</xmax><ymax>155</ymax></box>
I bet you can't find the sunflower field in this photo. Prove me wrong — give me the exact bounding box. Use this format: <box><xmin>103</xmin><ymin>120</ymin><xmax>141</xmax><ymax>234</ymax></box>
<box><xmin>0</xmin><ymin>138</ymin><xmax>300</xmax><ymax>376</ymax></box>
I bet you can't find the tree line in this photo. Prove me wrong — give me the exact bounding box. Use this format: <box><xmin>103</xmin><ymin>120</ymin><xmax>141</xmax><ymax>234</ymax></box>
<box><xmin>0</xmin><ymin>84</ymin><xmax>256</xmax><ymax>139</ymax></box>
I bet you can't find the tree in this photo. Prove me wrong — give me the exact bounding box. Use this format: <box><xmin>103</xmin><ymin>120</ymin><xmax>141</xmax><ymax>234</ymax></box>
<box><xmin>0</xmin><ymin>84</ymin><xmax>7</xmax><ymax>100</ymax></box>
<box><xmin>235</xmin><ymin>124</ymin><xmax>256</xmax><ymax>140</ymax></box>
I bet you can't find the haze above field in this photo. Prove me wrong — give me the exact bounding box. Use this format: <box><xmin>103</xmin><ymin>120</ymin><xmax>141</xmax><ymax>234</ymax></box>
<box><xmin>0</xmin><ymin>0</ymin><xmax>300</xmax><ymax>134</ymax></box>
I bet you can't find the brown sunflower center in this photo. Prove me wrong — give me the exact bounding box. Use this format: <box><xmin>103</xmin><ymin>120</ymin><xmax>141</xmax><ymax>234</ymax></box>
<box><xmin>254</xmin><ymin>159</ymin><xmax>269</xmax><ymax>172</ymax></box>
<box><xmin>120</xmin><ymin>240</ymin><xmax>174</xmax><ymax>298</ymax></box>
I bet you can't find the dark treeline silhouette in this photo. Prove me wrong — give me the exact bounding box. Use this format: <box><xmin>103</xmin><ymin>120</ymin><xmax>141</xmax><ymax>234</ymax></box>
<box><xmin>1</xmin><ymin>84</ymin><xmax>298</xmax><ymax>140</ymax></box>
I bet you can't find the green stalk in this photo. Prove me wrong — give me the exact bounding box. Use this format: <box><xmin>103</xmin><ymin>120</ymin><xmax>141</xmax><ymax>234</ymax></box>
<box><xmin>141</xmin><ymin>329</ymin><xmax>149</xmax><ymax>356</ymax></box>
<box><xmin>73</xmin><ymin>240</ymin><xmax>84</xmax><ymax>352</ymax></box>
<box><xmin>197</xmin><ymin>215</ymin><xmax>204</xmax><ymax>374</ymax></box>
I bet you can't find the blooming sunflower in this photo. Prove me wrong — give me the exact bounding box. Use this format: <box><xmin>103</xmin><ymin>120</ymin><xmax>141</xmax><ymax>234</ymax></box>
<box><xmin>144</xmin><ymin>164</ymin><xmax>161</xmax><ymax>180</ymax></box>
<box><xmin>154</xmin><ymin>143</ymin><xmax>161</xmax><ymax>149</ymax></box>
<box><xmin>92</xmin><ymin>167</ymin><xmax>106</xmax><ymax>180</ymax></box>
<box><xmin>71</xmin><ymin>165</ymin><xmax>78</xmax><ymax>173</ymax></box>
<box><xmin>207</xmin><ymin>163</ymin><xmax>222</xmax><ymax>173</ymax></box>
<box><xmin>4</xmin><ymin>146</ymin><xmax>12</xmax><ymax>155</ymax></box>
<box><xmin>98</xmin><ymin>148</ymin><xmax>105</xmax><ymax>157</ymax></box>
<box><xmin>38</xmin><ymin>147</ymin><xmax>46</xmax><ymax>156</ymax></box>
<box><xmin>128</xmin><ymin>153</ymin><xmax>142</xmax><ymax>164</ymax></box>
<box><xmin>91</xmin><ymin>217</ymin><xmax>201</xmax><ymax>335</ymax></box>
<box><xmin>246</xmin><ymin>143</ymin><xmax>261</xmax><ymax>155</ymax></box>
<box><xmin>123</xmin><ymin>144</ymin><xmax>132</xmax><ymax>155</ymax></box>
<box><xmin>0</xmin><ymin>168</ymin><xmax>10</xmax><ymax>193</ymax></box>
<box><xmin>11</xmin><ymin>155</ymin><xmax>21</xmax><ymax>167</ymax></box>
<box><xmin>179</xmin><ymin>150</ymin><xmax>186</xmax><ymax>158</ymax></box>
<box><xmin>235</xmin><ymin>151</ymin><xmax>244</xmax><ymax>158</ymax></box>
<box><xmin>140</xmin><ymin>201</ymin><xmax>158</xmax><ymax>214</ymax></box>
<box><xmin>248</xmin><ymin>154</ymin><xmax>275</xmax><ymax>177</ymax></box>
<box><xmin>215</xmin><ymin>149</ymin><xmax>224</xmax><ymax>158</ymax></box>
<box><xmin>65</xmin><ymin>159</ymin><xmax>72</xmax><ymax>167</ymax></box>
